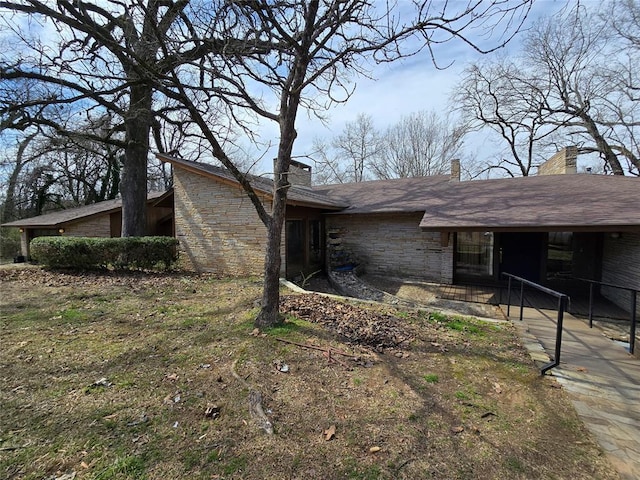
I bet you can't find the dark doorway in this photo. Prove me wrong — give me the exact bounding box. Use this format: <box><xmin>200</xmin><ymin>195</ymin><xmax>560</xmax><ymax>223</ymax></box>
<box><xmin>285</xmin><ymin>216</ymin><xmax>325</xmax><ymax>280</ymax></box>
<box><xmin>499</xmin><ymin>232</ymin><xmax>545</xmax><ymax>282</ymax></box>
<box><xmin>286</xmin><ymin>220</ymin><xmax>305</xmax><ymax>278</ymax></box>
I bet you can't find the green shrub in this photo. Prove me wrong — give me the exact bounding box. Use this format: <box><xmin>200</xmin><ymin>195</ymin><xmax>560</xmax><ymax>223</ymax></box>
<box><xmin>30</xmin><ymin>236</ymin><xmax>178</xmax><ymax>270</ymax></box>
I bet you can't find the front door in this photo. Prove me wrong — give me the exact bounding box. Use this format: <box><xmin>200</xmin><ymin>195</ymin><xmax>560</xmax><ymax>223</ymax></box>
<box><xmin>499</xmin><ymin>232</ymin><xmax>545</xmax><ymax>282</ymax></box>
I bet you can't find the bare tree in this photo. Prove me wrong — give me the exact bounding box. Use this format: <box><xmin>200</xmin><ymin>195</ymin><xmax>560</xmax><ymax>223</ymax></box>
<box><xmin>312</xmin><ymin>114</ymin><xmax>382</xmax><ymax>183</ymax></box>
<box><xmin>599</xmin><ymin>0</ymin><xmax>640</xmax><ymax>172</ymax></box>
<box><xmin>163</xmin><ymin>0</ymin><xmax>532</xmax><ymax>328</ymax></box>
<box><xmin>314</xmin><ymin>110</ymin><xmax>468</xmax><ymax>182</ymax></box>
<box><xmin>0</xmin><ymin>0</ymin><xmax>237</xmax><ymax>235</ymax></box>
<box><xmin>456</xmin><ymin>2</ymin><xmax>640</xmax><ymax>177</ymax></box>
<box><xmin>1</xmin><ymin>132</ymin><xmax>38</xmax><ymax>222</ymax></box>
<box><xmin>455</xmin><ymin>60</ymin><xmax>559</xmax><ymax>177</ymax></box>
<box><xmin>524</xmin><ymin>4</ymin><xmax>630</xmax><ymax>175</ymax></box>
<box><xmin>372</xmin><ymin>110</ymin><xmax>468</xmax><ymax>179</ymax></box>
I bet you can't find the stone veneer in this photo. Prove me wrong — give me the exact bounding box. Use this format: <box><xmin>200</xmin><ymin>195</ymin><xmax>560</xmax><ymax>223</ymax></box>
<box><xmin>63</xmin><ymin>215</ymin><xmax>111</xmax><ymax>237</ymax></box>
<box><xmin>538</xmin><ymin>147</ymin><xmax>578</xmax><ymax>175</ymax></box>
<box><xmin>325</xmin><ymin>213</ymin><xmax>453</xmax><ymax>283</ymax></box>
<box><xmin>601</xmin><ymin>231</ymin><xmax>640</xmax><ymax>316</ymax></box>
<box><xmin>173</xmin><ymin>167</ymin><xmax>284</xmax><ymax>275</ymax></box>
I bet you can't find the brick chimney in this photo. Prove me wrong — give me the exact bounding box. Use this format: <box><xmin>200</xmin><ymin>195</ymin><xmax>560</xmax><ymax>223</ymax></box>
<box><xmin>538</xmin><ymin>147</ymin><xmax>578</xmax><ymax>175</ymax></box>
<box><xmin>450</xmin><ymin>159</ymin><xmax>461</xmax><ymax>182</ymax></box>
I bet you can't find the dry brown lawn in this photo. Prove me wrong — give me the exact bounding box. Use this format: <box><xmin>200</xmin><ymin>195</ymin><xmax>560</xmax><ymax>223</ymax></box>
<box><xmin>0</xmin><ymin>267</ymin><xmax>618</xmax><ymax>479</ymax></box>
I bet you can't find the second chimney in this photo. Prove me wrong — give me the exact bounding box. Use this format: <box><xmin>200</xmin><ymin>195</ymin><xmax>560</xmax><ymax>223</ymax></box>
<box><xmin>450</xmin><ymin>159</ymin><xmax>461</xmax><ymax>182</ymax></box>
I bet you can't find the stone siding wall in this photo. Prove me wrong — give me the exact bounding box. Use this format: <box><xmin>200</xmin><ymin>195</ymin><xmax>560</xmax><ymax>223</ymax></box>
<box><xmin>64</xmin><ymin>215</ymin><xmax>111</xmax><ymax>237</ymax></box>
<box><xmin>601</xmin><ymin>231</ymin><xmax>640</xmax><ymax>316</ymax></box>
<box><xmin>173</xmin><ymin>168</ymin><xmax>276</xmax><ymax>275</ymax></box>
<box><xmin>326</xmin><ymin>213</ymin><xmax>453</xmax><ymax>283</ymax></box>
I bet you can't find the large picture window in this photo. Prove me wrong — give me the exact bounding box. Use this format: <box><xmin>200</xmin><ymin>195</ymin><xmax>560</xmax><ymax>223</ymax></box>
<box><xmin>456</xmin><ymin>232</ymin><xmax>494</xmax><ymax>277</ymax></box>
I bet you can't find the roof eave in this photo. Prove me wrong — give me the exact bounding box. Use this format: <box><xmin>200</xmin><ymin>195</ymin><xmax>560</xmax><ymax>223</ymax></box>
<box><xmin>420</xmin><ymin>224</ymin><xmax>640</xmax><ymax>233</ymax></box>
<box><xmin>158</xmin><ymin>153</ymin><xmax>345</xmax><ymax>210</ymax></box>
<box><xmin>2</xmin><ymin>206</ymin><xmax>123</xmax><ymax>229</ymax></box>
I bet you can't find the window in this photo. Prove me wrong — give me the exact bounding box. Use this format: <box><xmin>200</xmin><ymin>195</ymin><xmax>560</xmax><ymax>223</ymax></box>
<box><xmin>456</xmin><ymin>232</ymin><xmax>494</xmax><ymax>277</ymax></box>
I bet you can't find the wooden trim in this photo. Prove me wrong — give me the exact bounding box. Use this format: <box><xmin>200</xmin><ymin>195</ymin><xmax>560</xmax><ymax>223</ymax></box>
<box><xmin>440</xmin><ymin>232</ymin><xmax>450</xmax><ymax>247</ymax></box>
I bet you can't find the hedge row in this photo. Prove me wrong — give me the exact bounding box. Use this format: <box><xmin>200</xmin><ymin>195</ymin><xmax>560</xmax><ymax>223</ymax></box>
<box><xmin>30</xmin><ymin>236</ymin><xmax>179</xmax><ymax>270</ymax></box>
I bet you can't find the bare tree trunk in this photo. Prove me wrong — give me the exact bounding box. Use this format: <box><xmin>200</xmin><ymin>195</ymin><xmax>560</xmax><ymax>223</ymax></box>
<box><xmin>2</xmin><ymin>132</ymin><xmax>36</xmax><ymax>223</ymax></box>
<box><xmin>121</xmin><ymin>85</ymin><xmax>152</xmax><ymax>237</ymax></box>
<box><xmin>255</xmin><ymin>212</ymin><xmax>284</xmax><ymax>329</ymax></box>
<box><xmin>255</xmin><ymin>156</ymin><xmax>289</xmax><ymax>328</ymax></box>
<box><xmin>579</xmin><ymin>112</ymin><xmax>625</xmax><ymax>175</ymax></box>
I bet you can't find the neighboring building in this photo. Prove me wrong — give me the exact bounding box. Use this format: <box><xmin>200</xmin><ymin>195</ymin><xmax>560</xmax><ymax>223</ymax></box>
<box><xmin>2</xmin><ymin>191</ymin><xmax>174</xmax><ymax>260</ymax></box>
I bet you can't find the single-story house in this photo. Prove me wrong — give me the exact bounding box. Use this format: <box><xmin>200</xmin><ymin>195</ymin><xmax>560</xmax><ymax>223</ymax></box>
<box><xmin>156</xmin><ymin>147</ymin><xmax>639</xmax><ymax>314</ymax></box>
<box><xmin>3</xmin><ymin>147</ymin><xmax>638</xmax><ymax>314</ymax></box>
<box><xmin>2</xmin><ymin>190</ymin><xmax>174</xmax><ymax>259</ymax></box>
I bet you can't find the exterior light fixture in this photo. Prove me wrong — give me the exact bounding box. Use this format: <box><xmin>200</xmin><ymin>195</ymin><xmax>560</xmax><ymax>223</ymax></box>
<box><xmin>19</xmin><ymin>228</ymin><xmax>24</xmax><ymax>233</ymax></box>
<box><xmin>58</xmin><ymin>228</ymin><xmax>65</xmax><ymax>234</ymax></box>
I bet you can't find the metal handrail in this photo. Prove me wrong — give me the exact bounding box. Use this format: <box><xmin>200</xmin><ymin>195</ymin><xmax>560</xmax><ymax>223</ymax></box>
<box><xmin>573</xmin><ymin>277</ymin><xmax>637</xmax><ymax>355</ymax></box>
<box><xmin>502</xmin><ymin>273</ymin><xmax>569</xmax><ymax>375</ymax></box>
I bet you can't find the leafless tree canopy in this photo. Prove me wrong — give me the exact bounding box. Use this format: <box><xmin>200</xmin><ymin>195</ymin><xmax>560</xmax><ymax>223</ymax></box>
<box><xmin>374</xmin><ymin>110</ymin><xmax>468</xmax><ymax>179</ymax></box>
<box><xmin>312</xmin><ymin>113</ymin><xmax>383</xmax><ymax>183</ymax></box>
<box><xmin>456</xmin><ymin>1</ymin><xmax>640</xmax><ymax>177</ymax></box>
<box><xmin>311</xmin><ymin>111</ymin><xmax>468</xmax><ymax>183</ymax></box>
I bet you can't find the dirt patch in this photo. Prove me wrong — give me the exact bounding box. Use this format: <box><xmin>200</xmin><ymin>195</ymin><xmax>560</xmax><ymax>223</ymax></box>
<box><xmin>1</xmin><ymin>267</ymin><xmax>619</xmax><ymax>480</ymax></box>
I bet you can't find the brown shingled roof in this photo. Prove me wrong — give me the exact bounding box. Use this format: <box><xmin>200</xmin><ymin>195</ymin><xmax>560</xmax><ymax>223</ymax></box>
<box><xmin>419</xmin><ymin>174</ymin><xmax>640</xmax><ymax>231</ymax></box>
<box><xmin>312</xmin><ymin>175</ymin><xmax>450</xmax><ymax>214</ymax></box>
<box><xmin>157</xmin><ymin>153</ymin><xmax>347</xmax><ymax>210</ymax></box>
<box><xmin>1</xmin><ymin>191</ymin><xmax>169</xmax><ymax>228</ymax></box>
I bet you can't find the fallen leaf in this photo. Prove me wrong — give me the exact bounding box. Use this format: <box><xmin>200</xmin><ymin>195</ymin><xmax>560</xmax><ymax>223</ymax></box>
<box><xmin>369</xmin><ymin>446</ymin><xmax>381</xmax><ymax>453</ymax></box>
<box><xmin>576</xmin><ymin>367</ymin><xmax>588</xmax><ymax>372</ymax></box>
<box><xmin>451</xmin><ymin>426</ymin><xmax>464</xmax><ymax>434</ymax></box>
<box><xmin>324</xmin><ymin>424</ymin><xmax>336</xmax><ymax>441</ymax></box>
<box><xmin>493</xmin><ymin>382</ymin><xmax>502</xmax><ymax>394</ymax></box>
<box><xmin>205</xmin><ymin>404</ymin><xmax>220</xmax><ymax>419</ymax></box>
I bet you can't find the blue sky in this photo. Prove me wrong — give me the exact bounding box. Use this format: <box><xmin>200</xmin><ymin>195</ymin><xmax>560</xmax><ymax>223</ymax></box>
<box><xmin>246</xmin><ymin>0</ymin><xmax>577</xmax><ymax>175</ymax></box>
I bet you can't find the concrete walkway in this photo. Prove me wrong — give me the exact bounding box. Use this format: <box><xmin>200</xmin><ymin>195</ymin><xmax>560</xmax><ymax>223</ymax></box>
<box><xmin>505</xmin><ymin>306</ymin><xmax>640</xmax><ymax>480</ymax></box>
